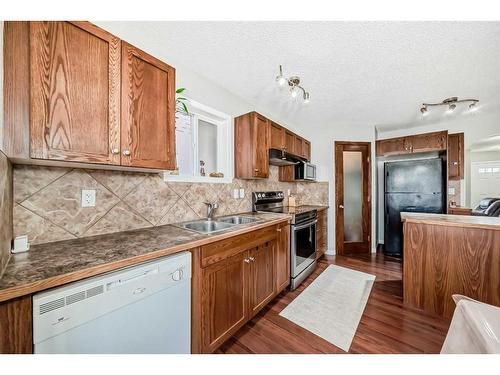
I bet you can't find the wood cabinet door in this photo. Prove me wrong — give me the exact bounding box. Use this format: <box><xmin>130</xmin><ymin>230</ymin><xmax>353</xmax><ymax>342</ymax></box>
<box><xmin>316</xmin><ymin>210</ymin><xmax>328</xmax><ymax>259</ymax></box>
<box><xmin>302</xmin><ymin>139</ymin><xmax>311</xmax><ymax>160</ymax></box>
<box><xmin>201</xmin><ymin>250</ymin><xmax>249</xmax><ymax>352</ymax></box>
<box><xmin>448</xmin><ymin>133</ymin><xmax>464</xmax><ymax>180</ymax></box>
<box><xmin>30</xmin><ymin>21</ymin><xmax>121</xmax><ymax>164</ymax></box>
<box><xmin>249</xmin><ymin>241</ymin><xmax>276</xmax><ymax>316</ymax></box>
<box><xmin>275</xmin><ymin>225</ymin><xmax>290</xmax><ymax>292</ymax></box>
<box><xmin>409</xmin><ymin>131</ymin><xmax>447</xmax><ymax>153</ymax></box>
<box><xmin>375</xmin><ymin>137</ymin><xmax>407</xmax><ymax>156</ymax></box>
<box><xmin>121</xmin><ymin>42</ymin><xmax>176</xmax><ymax>169</ymax></box>
<box><xmin>269</xmin><ymin>121</ymin><xmax>284</xmax><ymax>149</ymax></box>
<box><xmin>253</xmin><ymin>114</ymin><xmax>269</xmax><ymax>178</ymax></box>
<box><xmin>294</xmin><ymin>136</ymin><xmax>303</xmax><ymax>157</ymax></box>
<box><xmin>285</xmin><ymin>130</ymin><xmax>295</xmax><ymax>154</ymax></box>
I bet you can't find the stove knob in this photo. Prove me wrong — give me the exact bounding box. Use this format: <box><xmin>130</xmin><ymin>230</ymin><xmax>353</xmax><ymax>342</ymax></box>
<box><xmin>258</xmin><ymin>194</ymin><xmax>262</xmax><ymax>198</ymax></box>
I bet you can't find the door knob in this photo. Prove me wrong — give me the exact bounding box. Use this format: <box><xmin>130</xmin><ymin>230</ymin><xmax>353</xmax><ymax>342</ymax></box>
<box><xmin>339</xmin><ymin>205</ymin><xmax>344</xmax><ymax>209</ymax></box>
<box><xmin>123</xmin><ymin>150</ymin><xmax>131</xmax><ymax>156</ymax></box>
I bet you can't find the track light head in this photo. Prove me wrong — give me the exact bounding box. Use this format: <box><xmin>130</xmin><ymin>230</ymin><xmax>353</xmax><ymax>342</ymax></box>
<box><xmin>448</xmin><ymin>103</ymin><xmax>457</xmax><ymax>112</ymax></box>
<box><xmin>420</xmin><ymin>106</ymin><xmax>428</xmax><ymax>115</ymax></box>
<box><xmin>303</xmin><ymin>92</ymin><xmax>310</xmax><ymax>104</ymax></box>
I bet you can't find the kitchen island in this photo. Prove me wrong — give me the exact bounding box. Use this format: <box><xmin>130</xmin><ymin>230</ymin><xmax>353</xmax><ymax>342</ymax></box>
<box><xmin>401</xmin><ymin>212</ymin><xmax>500</xmax><ymax>318</ymax></box>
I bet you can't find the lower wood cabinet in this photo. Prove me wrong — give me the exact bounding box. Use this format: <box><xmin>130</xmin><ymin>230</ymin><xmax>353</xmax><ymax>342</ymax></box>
<box><xmin>192</xmin><ymin>224</ymin><xmax>290</xmax><ymax>353</ymax></box>
<box><xmin>0</xmin><ymin>295</ymin><xmax>33</xmax><ymax>354</ymax></box>
<box><xmin>316</xmin><ymin>210</ymin><xmax>328</xmax><ymax>259</ymax></box>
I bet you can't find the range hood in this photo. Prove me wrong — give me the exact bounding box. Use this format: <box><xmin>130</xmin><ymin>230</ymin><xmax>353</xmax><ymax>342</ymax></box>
<box><xmin>268</xmin><ymin>148</ymin><xmax>303</xmax><ymax>166</ymax></box>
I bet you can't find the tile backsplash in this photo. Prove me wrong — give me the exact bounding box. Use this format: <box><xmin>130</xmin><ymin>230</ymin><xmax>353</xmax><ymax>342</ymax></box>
<box><xmin>0</xmin><ymin>151</ymin><xmax>13</xmax><ymax>276</ymax></box>
<box><xmin>13</xmin><ymin>165</ymin><xmax>328</xmax><ymax>245</ymax></box>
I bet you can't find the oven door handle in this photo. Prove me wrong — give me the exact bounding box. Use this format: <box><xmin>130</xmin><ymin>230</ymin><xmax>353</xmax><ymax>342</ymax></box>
<box><xmin>293</xmin><ymin>220</ymin><xmax>317</xmax><ymax>231</ymax></box>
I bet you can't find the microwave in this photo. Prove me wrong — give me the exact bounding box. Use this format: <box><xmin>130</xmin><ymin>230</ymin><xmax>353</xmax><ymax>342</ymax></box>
<box><xmin>295</xmin><ymin>161</ymin><xmax>317</xmax><ymax>181</ymax></box>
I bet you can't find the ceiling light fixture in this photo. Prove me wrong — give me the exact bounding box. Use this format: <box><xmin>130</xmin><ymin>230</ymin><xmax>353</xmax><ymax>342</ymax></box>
<box><xmin>276</xmin><ymin>65</ymin><xmax>310</xmax><ymax>104</ymax></box>
<box><xmin>420</xmin><ymin>97</ymin><xmax>479</xmax><ymax>116</ymax></box>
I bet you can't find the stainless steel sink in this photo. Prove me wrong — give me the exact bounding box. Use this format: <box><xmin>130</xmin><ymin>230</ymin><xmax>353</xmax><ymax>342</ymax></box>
<box><xmin>177</xmin><ymin>220</ymin><xmax>235</xmax><ymax>234</ymax></box>
<box><xmin>218</xmin><ymin>216</ymin><xmax>258</xmax><ymax>225</ymax></box>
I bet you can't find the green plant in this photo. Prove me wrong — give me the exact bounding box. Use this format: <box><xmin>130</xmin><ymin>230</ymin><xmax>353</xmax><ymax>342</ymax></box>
<box><xmin>176</xmin><ymin>87</ymin><xmax>189</xmax><ymax>115</ymax></box>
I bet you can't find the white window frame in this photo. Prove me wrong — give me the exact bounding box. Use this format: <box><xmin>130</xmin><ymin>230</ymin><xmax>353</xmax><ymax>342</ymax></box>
<box><xmin>164</xmin><ymin>98</ymin><xmax>233</xmax><ymax>184</ymax></box>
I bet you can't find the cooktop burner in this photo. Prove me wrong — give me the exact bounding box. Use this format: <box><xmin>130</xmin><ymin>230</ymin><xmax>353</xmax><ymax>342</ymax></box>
<box><xmin>252</xmin><ymin>191</ymin><xmax>317</xmax><ymax>224</ymax></box>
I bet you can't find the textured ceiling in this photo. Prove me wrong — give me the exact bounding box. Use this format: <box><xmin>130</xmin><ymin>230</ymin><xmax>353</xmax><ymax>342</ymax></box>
<box><xmin>97</xmin><ymin>21</ymin><xmax>500</xmax><ymax>131</ymax></box>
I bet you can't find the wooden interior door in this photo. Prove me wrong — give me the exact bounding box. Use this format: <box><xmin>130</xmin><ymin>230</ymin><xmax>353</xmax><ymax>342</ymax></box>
<box><xmin>249</xmin><ymin>241</ymin><xmax>275</xmax><ymax>316</ymax></box>
<box><xmin>30</xmin><ymin>21</ymin><xmax>121</xmax><ymax>164</ymax></box>
<box><xmin>121</xmin><ymin>41</ymin><xmax>176</xmax><ymax>169</ymax></box>
<box><xmin>201</xmin><ymin>250</ymin><xmax>249</xmax><ymax>352</ymax></box>
<box><xmin>335</xmin><ymin>142</ymin><xmax>371</xmax><ymax>255</ymax></box>
<box><xmin>252</xmin><ymin>114</ymin><xmax>269</xmax><ymax>178</ymax></box>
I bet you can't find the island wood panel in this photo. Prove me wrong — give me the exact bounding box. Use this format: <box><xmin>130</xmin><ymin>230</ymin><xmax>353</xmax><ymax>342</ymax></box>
<box><xmin>30</xmin><ymin>21</ymin><xmax>121</xmax><ymax>164</ymax></box>
<box><xmin>0</xmin><ymin>295</ymin><xmax>33</xmax><ymax>354</ymax></box>
<box><xmin>448</xmin><ymin>207</ymin><xmax>472</xmax><ymax>216</ymax></box>
<box><xmin>403</xmin><ymin>221</ymin><xmax>500</xmax><ymax>318</ymax></box>
<box><xmin>121</xmin><ymin>41</ymin><xmax>176</xmax><ymax>169</ymax></box>
<box><xmin>3</xmin><ymin>21</ymin><xmax>31</xmax><ymax>159</ymax></box>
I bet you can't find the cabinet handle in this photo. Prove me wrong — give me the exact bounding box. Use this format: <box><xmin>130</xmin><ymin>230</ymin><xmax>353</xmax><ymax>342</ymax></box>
<box><xmin>254</xmin><ymin>169</ymin><xmax>259</xmax><ymax>172</ymax></box>
<box><xmin>244</xmin><ymin>258</ymin><xmax>251</xmax><ymax>264</ymax></box>
<box><xmin>453</xmin><ymin>161</ymin><xmax>458</xmax><ymax>166</ymax></box>
<box><xmin>249</xmin><ymin>257</ymin><xmax>255</xmax><ymax>262</ymax></box>
<box><xmin>123</xmin><ymin>150</ymin><xmax>131</xmax><ymax>156</ymax></box>
<box><xmin>277</xmin><ymin>228</ymin><xmax>282</xmax><ymax>232</ymax></box>
<box><xmin>111</xmin><ymin>148</ymin><xmax>120</xmax><ymax>155</ymax></box>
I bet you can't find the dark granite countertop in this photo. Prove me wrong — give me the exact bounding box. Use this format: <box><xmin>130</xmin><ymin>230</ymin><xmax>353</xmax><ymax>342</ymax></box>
<box><xmin>0</xmin><ymin>212</ymin><xmax>291</xmax><ymax>302</ymax></box>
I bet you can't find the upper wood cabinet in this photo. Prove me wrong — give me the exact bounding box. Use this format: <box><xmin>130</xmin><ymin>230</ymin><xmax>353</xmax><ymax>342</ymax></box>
<box><xmin>234</xmin><ymin>111</ymin><xmax>311</xmax><ymax>178</ymax></box>
<box><xmin>448</xmin><ymin>132</ymin><xmax>465</xmax><ymax>180</ymax></box>
<box><xmin>284</xmin><ymin>130</ymin><xmax>296</xmax><ymax>154</ymax></box>
<box><xmin>30</xmin><ymin>21</ymin><xmax>121</xmax><ymax>165</ymax></box>
<box><xmin>234</xmin><ymin>112</ymin><xmax>270</xmax><ymax>179</ymax></box>
<box><xmin>376</xmin><ymin>131</ymin><xmax>448</xmax><ymax>157</ymax></box>
<box><xmin>3</xmin><ymin>21</ymin><xmax>176</xmax><ymax>171</ymax></box>
<box><xmin>269</xmin><ymin>121</ymin><xmax>285</xmax><ymax>149</ymax></box>
<box><xmin>121</xmin><ymin>42</ymin><xmax>176</xmax><ymax>169</ymax></box>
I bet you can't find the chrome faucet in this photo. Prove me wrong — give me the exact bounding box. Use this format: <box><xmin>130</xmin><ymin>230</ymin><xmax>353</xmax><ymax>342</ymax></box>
<box><xmin>204</xmin><ymin>202</ymin><xmax>219</xmax><ymax>220</ymax></box>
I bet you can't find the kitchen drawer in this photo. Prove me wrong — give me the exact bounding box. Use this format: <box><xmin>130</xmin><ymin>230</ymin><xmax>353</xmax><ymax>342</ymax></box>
<box><xmin>200</xmin><ymin>226</ymin><xmax>278</xmax><ymax>268</ymax></box>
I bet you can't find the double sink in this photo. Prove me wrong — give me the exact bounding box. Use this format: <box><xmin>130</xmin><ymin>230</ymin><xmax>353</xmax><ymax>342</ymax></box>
<box><xmin>176</xmin><ymin>215</ymin><xmax>259</xmax><ymax>234</ymax></box>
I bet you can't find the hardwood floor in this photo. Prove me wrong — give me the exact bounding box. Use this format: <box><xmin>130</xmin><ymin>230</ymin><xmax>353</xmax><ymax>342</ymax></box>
<box><xmin>217</xmin><ymin>252</ymin><xmax>451</xmax><ymax>354</ymax></box>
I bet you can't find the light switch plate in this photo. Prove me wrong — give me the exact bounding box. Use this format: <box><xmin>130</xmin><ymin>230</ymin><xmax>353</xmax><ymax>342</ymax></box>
<box><xmin>233</xmin><ymin>189</ymin><xmax>239</xmax><ymax>199</ymax></box>
<box><xmin>81</xmin><ymin>189</ymin><xmax>96</xmax><ymax>207</ymax></box>
<box><xmin>239</xmin><ymin>188</ymin><xmax>245</xmax><ymax>199</ymax></box>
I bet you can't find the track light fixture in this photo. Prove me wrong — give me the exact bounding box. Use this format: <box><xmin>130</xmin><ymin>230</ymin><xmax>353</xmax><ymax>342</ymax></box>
<box><xmin>420</xmin><ymin>97</ymin><xmax>479</xmax><ymax>116</ymax></box>
<box><xmin>275</xmin><ymin>65</ymin><xmax>310</xmax><ymax>104</ymax></box>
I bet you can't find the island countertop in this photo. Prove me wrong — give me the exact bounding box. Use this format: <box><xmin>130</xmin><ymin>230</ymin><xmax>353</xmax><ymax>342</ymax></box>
<box><xmin>0</xmin><ymin>212</ymin><xmax>291</xmax><ymax>303</ymax></box>
<box><xmin>401</xmin><ymin>212</ymin><xmax>500</xmax><ymax>231</ymax></box>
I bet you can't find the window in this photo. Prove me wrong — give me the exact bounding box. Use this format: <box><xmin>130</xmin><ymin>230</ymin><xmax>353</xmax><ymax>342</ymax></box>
<box><xmin>164</xmin><ymin>98</ymin><xmax>232</xmax><ymax>183</ymax></box>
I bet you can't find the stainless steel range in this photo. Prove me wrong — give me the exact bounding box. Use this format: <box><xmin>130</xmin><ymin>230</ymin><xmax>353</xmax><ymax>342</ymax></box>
<box><xmin>252</xmin><ymin>191</ymin><xmax>317</xmax><ymax>290</ymax></box>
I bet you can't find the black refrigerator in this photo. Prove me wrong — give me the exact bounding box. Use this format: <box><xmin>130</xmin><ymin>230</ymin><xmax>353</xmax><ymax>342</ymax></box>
<box><xmin>384</xmin><ymin>158</ymin><xmax>445</xmax><ymax>256</ymax></box>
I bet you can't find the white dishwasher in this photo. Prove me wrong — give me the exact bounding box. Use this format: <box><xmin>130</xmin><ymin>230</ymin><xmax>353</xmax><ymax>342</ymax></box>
<box><xmin>33</xmin><ymin>251</ymin><xmax>191</xmax><ymax>354</ymax></box>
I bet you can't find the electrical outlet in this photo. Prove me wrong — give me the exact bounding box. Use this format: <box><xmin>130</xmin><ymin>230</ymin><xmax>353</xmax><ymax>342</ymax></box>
<box><xmin>287</xmin><ymin>189</ymin><xmax>291</xmax><ymax>197</ymax></box>
<box><xmin>448</xmin><ymin>187</ymin><xmax>456</xmax><ymax>195</ymax></box>
<box><xmin>239</xmin><ymin>188</ymin><xmax>245</xmax><ymax>199</ymax></box>
<box><xmin>233</xmin><ymin>189</ymin><xmax>239</xmax><ymax>199</ymax></box>
<box><xmin>81</xmin><ymin>189</ymin><xmax>96</xmax><ymax>207</ymax></box>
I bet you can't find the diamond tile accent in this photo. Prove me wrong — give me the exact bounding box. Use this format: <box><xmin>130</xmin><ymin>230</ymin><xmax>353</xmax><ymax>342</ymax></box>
<box><xmin>12</xmin><ymin>164</ymin><xmax>330</xmax><ymax>246</ymax></box>
<box><xmin>124</xmin><ymin>175</ymin><xmax>179</xmax><ymax>225</ymax></box>
<box><xmin>14</xmin><ymin>165</ymin><xmax>69</xmax><ymax>203</ymax></box>
<box><xmin>14</xmin><ymin>204</ymin><xmax>76</xmax><ymax>245</ymax></box>
<box><xmin>84</xmin><ymin>202</ymin><xmax>152</xmax><ymax>237</ymax></box>
<box><xmin>89</xmin><ymin>169</ymin><xmax>148</xmax><ymax>199</ymax></box>
<box><xmin>20</xmin><ymin>169</ymin><xmax>119</xmax><ymax>236</ymax></box>
<box><xmin>158</xmin><ymin>198</ymin><xmax>199</xmax><ymax>225</ymax></box>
